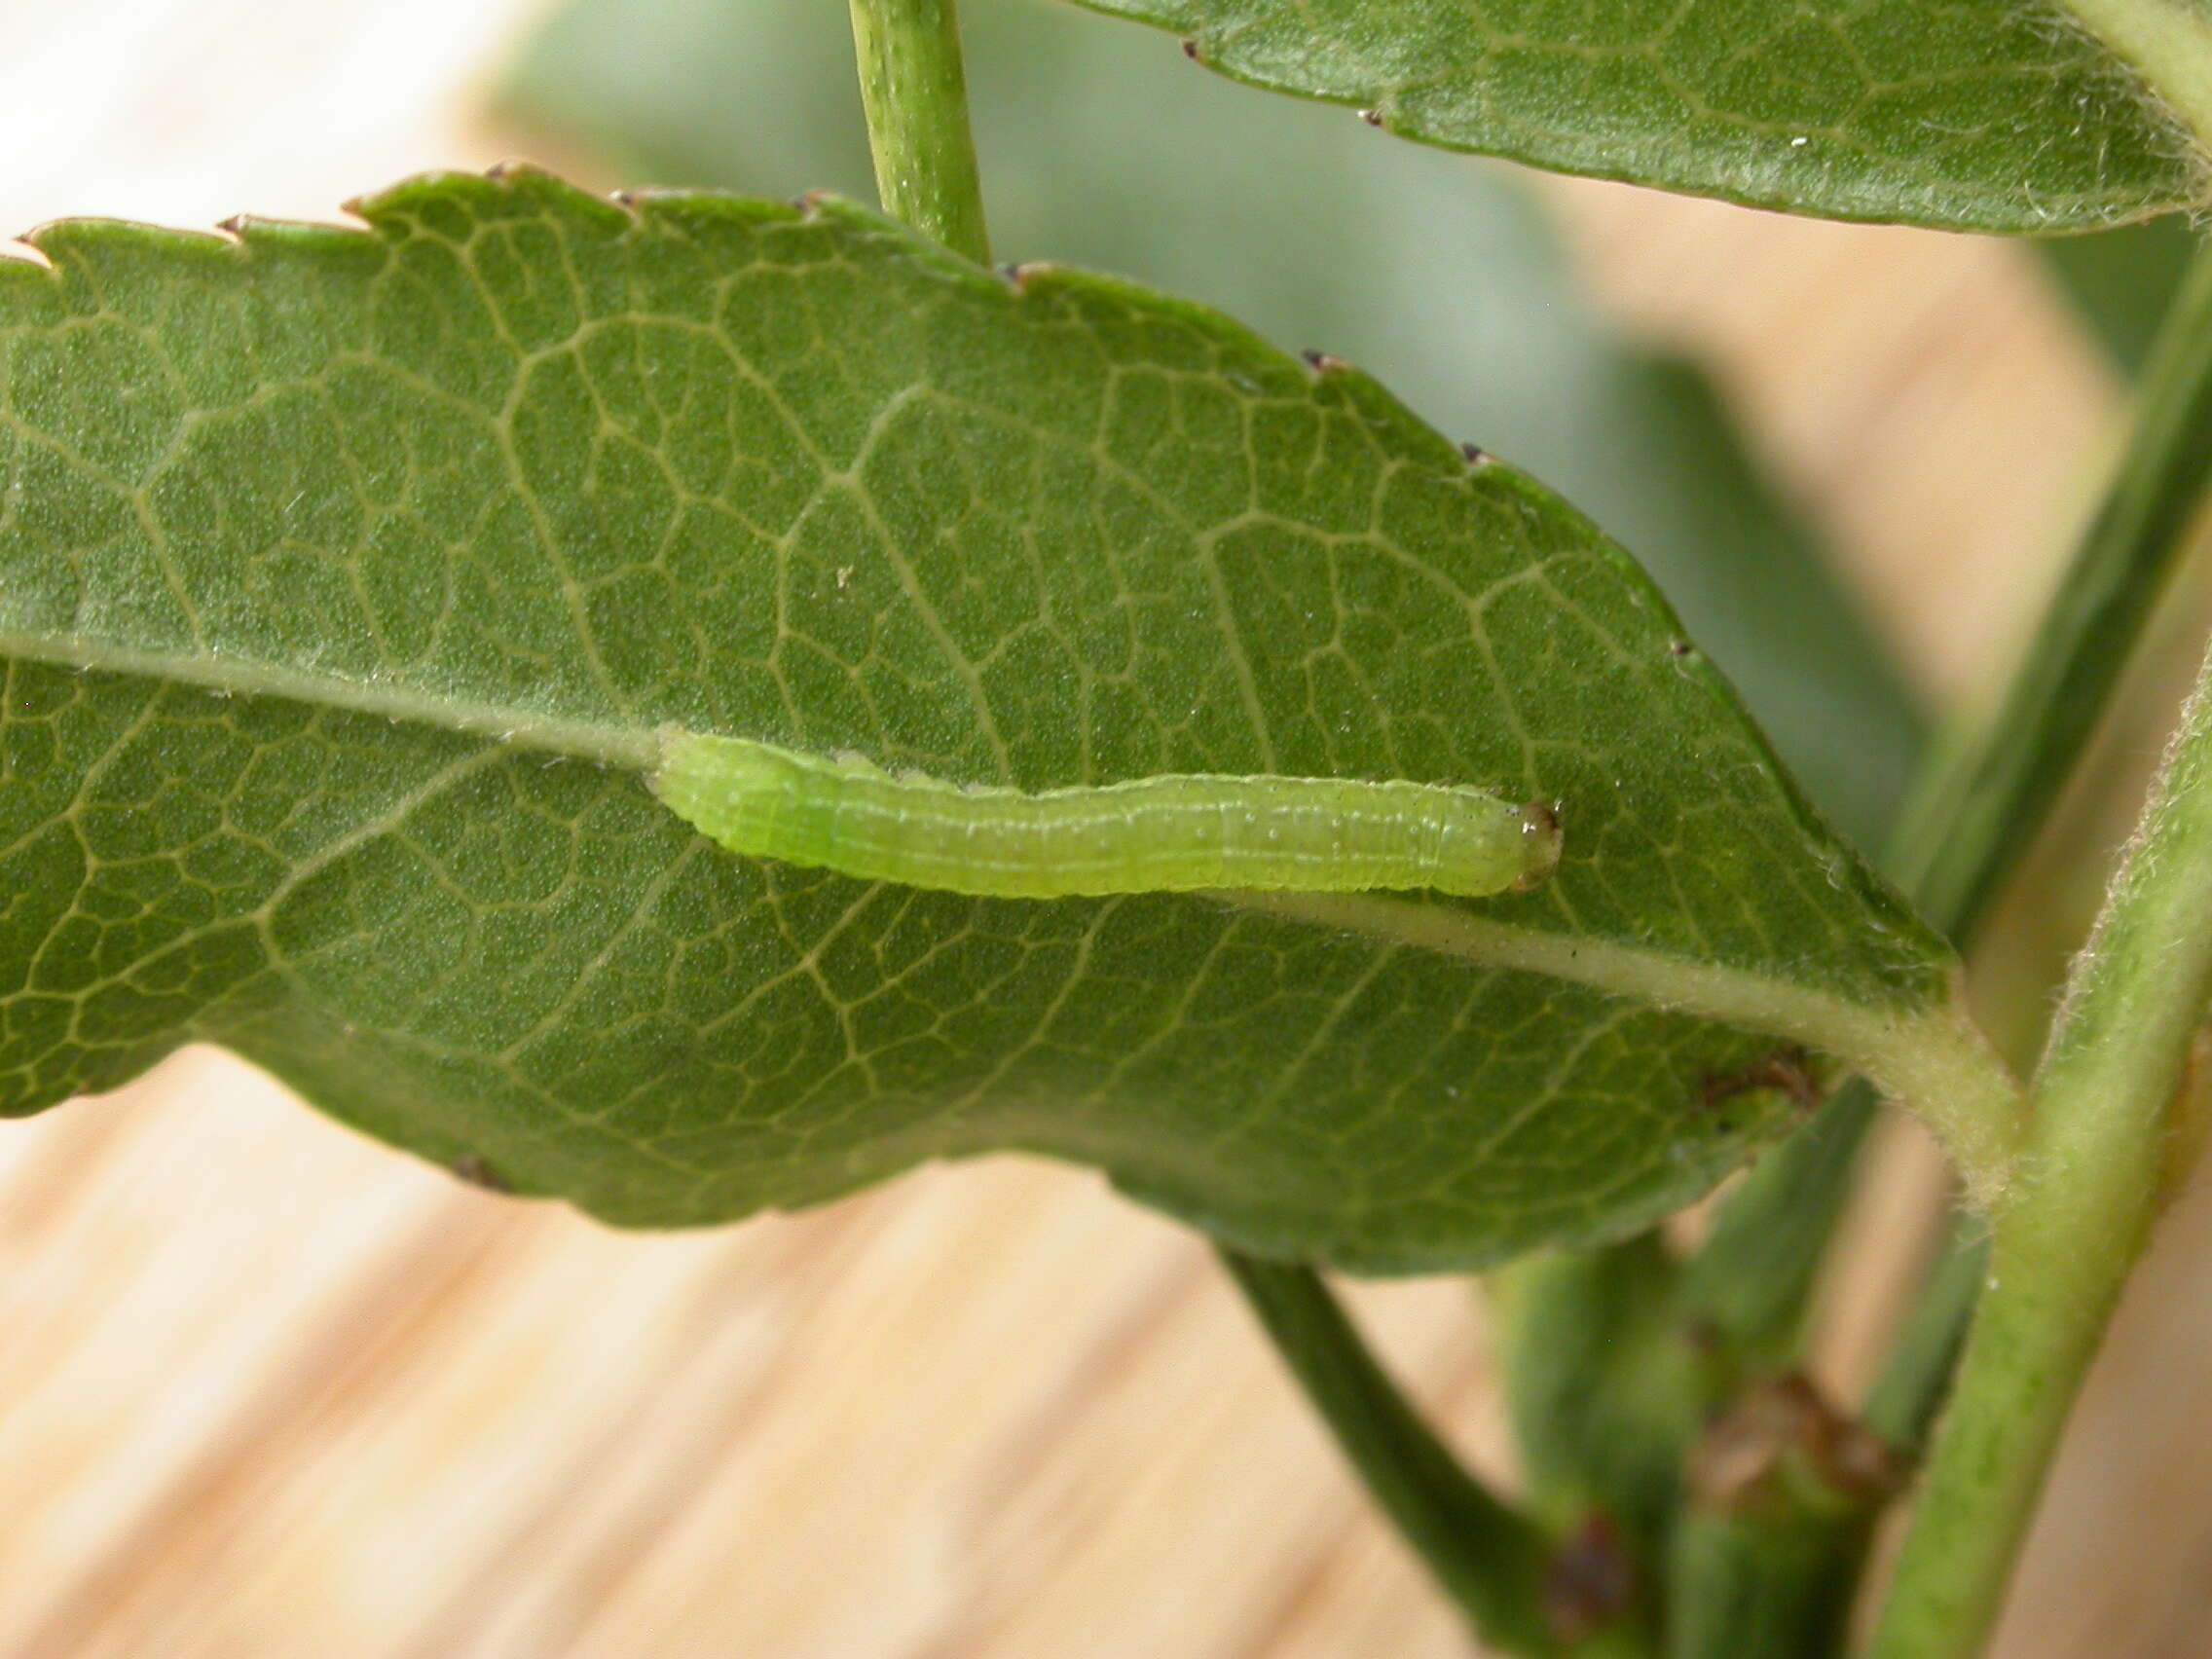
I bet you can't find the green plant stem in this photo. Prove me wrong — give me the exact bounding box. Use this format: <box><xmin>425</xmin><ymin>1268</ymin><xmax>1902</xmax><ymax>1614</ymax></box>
<box><xmin>1868</xmin><ymin>640</ymin><xmax>2212</xmax><ymax>1659</ymax></box>
<box><xmin>1687</xmin><ymin>227</ymin><xmax>2212</xmax><ymax>1362</ymax></box>
<box><xmin>1664</xmin><ymin>1375</ymin><xmax>1899</xmax><ymax>1659</ymax></box>
<box><xmin>1221</xmin><ymin>1252</ymin><xmax>1572</xmax><ymax>1655</ymax></box>
<box><xmin>1667</xmin><ymin>1506</ymin><xmax>1863</xmax><ymax>1659</ymax></box>
<box><xmin>1649</xmin><ymin>230</ymin><xmax>2212</xmax><ymax>1658</ymax></box>
<box><xmin>1492</xmin><ymin>1232</ymin><xmax>1709</xmax><ymax>1549</ymax></box>
<box><xmin>846</xmin><ymin>0</ymin><xmax>991</xmax><ymax>262</ymax></box>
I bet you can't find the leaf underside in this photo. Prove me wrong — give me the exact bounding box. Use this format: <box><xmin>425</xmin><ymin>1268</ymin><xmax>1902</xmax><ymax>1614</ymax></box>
<box><xmin>0</xmin><ymin>169</ymin><xmax>1946</xmax><ymax>1271</ymax></box>
<box><xmin>500</xmin><ymin>0</ymin><xmax>1928</xmax><ymax>849</ymax></box>
<box><xmin>1071</xmin><ymin>0</ymin><xmax>2204</xmax><ymax>233</ymax></box>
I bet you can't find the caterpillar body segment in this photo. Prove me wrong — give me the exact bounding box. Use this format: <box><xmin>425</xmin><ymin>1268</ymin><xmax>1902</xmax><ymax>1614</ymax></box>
<box><xmin>655</xmin><ymin>733</ymin><xmax>1563</xmax><ymax>900</ymax></box>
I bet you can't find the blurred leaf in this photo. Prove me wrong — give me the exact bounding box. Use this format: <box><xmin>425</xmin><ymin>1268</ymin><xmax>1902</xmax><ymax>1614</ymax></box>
<box><xmin>0</xmin><ymin>171</ymin><xmax>1967</xmax><ymax>1271</ymax></box>
<box><xmin>1061</xmin><ymin>0</ymin><xmax>2209</xmax><ymax>233</ymax></box>
<box><xmin>499</xmin><ymin>0</ymin><xmax>1923</xmax><ymax>848</ymax></box>
<box><xmin>2042</xmin><ymin>218</ymin><xmax>2202</xmax><ymax>375</ymax></box>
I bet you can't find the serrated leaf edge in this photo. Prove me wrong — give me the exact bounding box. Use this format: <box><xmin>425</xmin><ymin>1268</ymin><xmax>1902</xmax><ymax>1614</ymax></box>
<box><xmin>1077</xmin><ymin>0</ymin><xmax>2207</xmax><ymax>232</ymax></box>
<box><xmin>0</xmin><ymin>166</ymin><xmax>2021</xmax><ymax>1202</ymax></box>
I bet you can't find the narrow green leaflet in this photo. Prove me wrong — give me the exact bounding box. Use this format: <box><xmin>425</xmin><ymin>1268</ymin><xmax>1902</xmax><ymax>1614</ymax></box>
<box><xmin>1068</xmin><ymin>0</ymin><xmax>2212</xmax><ymax>232</ymax></box>
<box><xmin>0</xmin><ymin>170</ymin><xmax>1986</xmax><ymax>1270</ymax></box>
<box><xmin>2042</xmin><ymin>218</ymin><xmax>2202</xmax><ymax>373</ymax></box>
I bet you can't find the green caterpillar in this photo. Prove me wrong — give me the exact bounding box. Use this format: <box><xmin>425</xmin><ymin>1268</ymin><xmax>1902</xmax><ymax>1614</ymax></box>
<box><xmin>654</xmin><ymin>733</ymin><xmax>1562</xmax><ymax>900</ymax></box>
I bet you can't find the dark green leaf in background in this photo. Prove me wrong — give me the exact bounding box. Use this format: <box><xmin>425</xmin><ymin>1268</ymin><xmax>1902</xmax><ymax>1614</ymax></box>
<box><xmin>1058</xmin><ymin>0</ymin><xmax>2209</xmax><ymax>233</ymax></box>
<box><xmin>2042</xmin><ymin>217</ymin><xmax>2203</xmax><ymax>375</ymax></box>
<box><xmin>0</xmin><ymin>171</ymin><xmax>1956</xmax><ymax>1270</ymax></box>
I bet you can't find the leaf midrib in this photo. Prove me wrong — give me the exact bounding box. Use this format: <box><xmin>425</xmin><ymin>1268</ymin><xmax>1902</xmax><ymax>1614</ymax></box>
<box><xmin>0</xmin><ymin>628</ymin><xmax>661</xmax><ymax>771</ymax></box>
<box><xmin>5</xmin><ymin>624</ymin><xmax>2021</xmax><ymax>1178</ymax></box>
<box><xmin>1228</xmin><ymin>893</ymin><xmax>2022</xmax><ymax>1204</ymax></box>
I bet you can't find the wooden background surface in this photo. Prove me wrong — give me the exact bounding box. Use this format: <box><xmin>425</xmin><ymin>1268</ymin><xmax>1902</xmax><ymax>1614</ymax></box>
<box><xmin>3</xmin><ymin>2</ymin><xmax>2208</xmax><ymax>1654</ymax></box>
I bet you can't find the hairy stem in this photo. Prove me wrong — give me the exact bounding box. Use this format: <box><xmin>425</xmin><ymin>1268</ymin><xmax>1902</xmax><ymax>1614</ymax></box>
<box><xmin>846</xmin><ymin>0</ymin><xmax>991</xmax><ymax>263</ymax></box>
<box><xmin>1688</xmin><ymin>227</ymin><xmax>2212</xmax><ymax>1358</ymax></box>
<box><xmin>1221</xmin><ymin>1253</ymin><xmax>1577</xmax><ymax>1655</ymax></box>
<box><xmin>1868</xmin><ymin>639</ymin><xmax>2212</xmax><ymax>1659</ymax></box>
<box><xmin>1654</xmin><ymin>230</ymin><xmax>2212</xmax><ymax>1658</ymax></box>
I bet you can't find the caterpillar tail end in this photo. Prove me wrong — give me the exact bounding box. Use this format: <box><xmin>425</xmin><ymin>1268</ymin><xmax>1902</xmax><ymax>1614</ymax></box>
<box><xmin>645</xmin><ymin>724</ymin><xmax>695</xmax><ymax>797</ymax></box>
<box><xmin>1513</xmin><ymin>800</ymin><xmax>1565</xmax><ymax>892</ymax></box>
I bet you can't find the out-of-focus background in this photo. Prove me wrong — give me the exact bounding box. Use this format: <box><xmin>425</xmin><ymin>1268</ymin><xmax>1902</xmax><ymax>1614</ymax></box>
<box><xmin>4</xmin><ymin>0</ymin><xmax>2211</xmax><ymax>1653</ymax></box>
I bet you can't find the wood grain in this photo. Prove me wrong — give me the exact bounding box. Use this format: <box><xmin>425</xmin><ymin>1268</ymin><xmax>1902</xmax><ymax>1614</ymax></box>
<box><xmin>0</xmin><ymin>1</ymin><xmax>2200</xmax><ymax>1653</ymax></box>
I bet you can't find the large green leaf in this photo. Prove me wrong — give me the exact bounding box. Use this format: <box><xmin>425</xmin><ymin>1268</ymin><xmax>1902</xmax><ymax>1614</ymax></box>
<box><xmin>1065</xmin><ymin>0</ymin><xmax>2212</xmax><ymax>232</ymax></box>
<box><xmin>499</xmin><ymin>0</ymin><xmax>1924</xmax><ymax>848</ymax></box>
<box><xmin>0</xmin><ymin>169</ymin><xmax>1986</xmax><ymax>1271</ymax></box>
